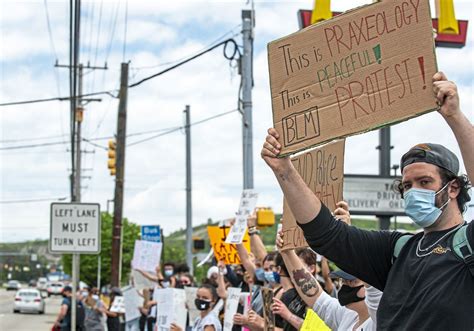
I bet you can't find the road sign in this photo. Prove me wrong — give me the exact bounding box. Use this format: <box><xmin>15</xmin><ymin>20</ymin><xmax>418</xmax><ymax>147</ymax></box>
<box><xmin>343</xmin><ymin>175</ymin><xmax>405</xmax><ymax>216</ymax></box>
<box><xmin>141</xmin><ymin>225</ymin><xmax>161</xmax><ymax>243</ymax></box>
<box><xmin>50</xmin><ymin>203</ymin><xmax>101</xmax><ymax>253</ymax></box>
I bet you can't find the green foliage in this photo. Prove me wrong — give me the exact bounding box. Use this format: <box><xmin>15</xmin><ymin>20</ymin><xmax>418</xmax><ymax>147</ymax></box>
<box><xmin>62</xmin><ymin>212</ymin><xmax>140</xmax><ymax>287</ymax></box>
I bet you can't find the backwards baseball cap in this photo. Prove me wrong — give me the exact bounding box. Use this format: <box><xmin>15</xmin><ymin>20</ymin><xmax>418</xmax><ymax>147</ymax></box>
<box><xmin>401</xmin><ymin>143</ymin><xmax>459</xmax><ymax>175</ymax></box>
<box><xmin>329</xmin><ymin>270</ymin><xmax>357</xmax><ymax>281</ymax></box>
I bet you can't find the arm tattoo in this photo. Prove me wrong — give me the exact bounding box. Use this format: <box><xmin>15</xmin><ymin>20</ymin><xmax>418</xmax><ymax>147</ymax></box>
<box><xmin>292</xmin><ymin>268</ymin><xmax>320</xmax><ymax>297</ymax></box>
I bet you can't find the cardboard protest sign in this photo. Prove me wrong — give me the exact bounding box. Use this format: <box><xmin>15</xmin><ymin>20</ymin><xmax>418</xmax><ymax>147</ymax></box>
<box><xmin>184</xmin><ymin>287</ymin><xmax>200</xmax><ymax>327</ymax></box>
<box><xmin>268</xmin><ymin>0</ymin><xmax>438</xmax><ymax>155</ymax></box>
<box><xmin>208</xmin><ymin>225</ymin><xmax>251</xmax><ymax>265</ymax></box>
<box><xmin>131</xmin><ymin>269</ymin><xmax>156</xmax><ymax>291</ymax></box>
<box><xmin>226</xmin><ymin>189</ymin><xmax>259</xmax><ymax>244</ymax></box>
<box><xmin>282</xmin><ymin>139</ymin><xmax>345</xmax><ymax>250</ymax></box>
<box><xmin>301</xmin><ymin>309</ymin><xmax>331</xmax><ymax>331</ymax></box>
<box><xmin>262</xmin><ymin>287</ymin><xmax>275</xmax><ymax>331</ymax></box>
<box><xmin>154</xmin><ymin>288</ymin><xmax>187</xmax><ymax>331</ymax></box>
<box><xmin>122</xmin><ymin>286</ymin><xmax>144</xmax><ymax>322</ymax></box>
<box><xmin>110</xmin><ymin>296</ymin><xmax>125</xmax><ymax>314</ymax></box>
<box><xmin>223</xmin><ymin>287</ymin><xmax>242</xmax><ymax>331</ymax></box>
<box><xmin>131</xmin><ymin>240</ymin><xmax>162</xmax><ymax>273</ymax></box>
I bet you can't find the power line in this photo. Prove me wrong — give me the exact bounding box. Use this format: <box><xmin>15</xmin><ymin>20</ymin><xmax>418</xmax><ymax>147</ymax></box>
<box><xmin>131</xmin><ymin>24</ymin><xmax>241</xmax><ymax>71</ymax></box>
<box><xmin>122</xmin><ymin>0</ymin><xmax>128</xmax><ymax>62</ymax></box>
<box><xmin>0</xmin><ymin>134</ymin><xmax>68</xmax><ymax>143</ymax></box>
<box><xmin>0</xmin><ymin>37</ymin><xmax>239</xmax><ymax>107</ymax></box>
<box><xmin>0</xmin><ymin>197</ymin><xmax>68</xmax><ymax>204</ymax></box>
<box><xmin>1</xmin><ymin>108</ymin><xmax>239</xmax><ymax>151</ymax></box>
<box><xmin>127</xmin><ymin>108</ymin><xmax>239</xmax><ymax>147</ymax></box>
<box><xmin>129</xmin><ymin>38</ymin><xmax>240</xmax><ymax>88</ymax></box>
<box><xmin>0</xmin><ymin>141</ymin><xmax>68</xmax><ymax>151</ymax></box>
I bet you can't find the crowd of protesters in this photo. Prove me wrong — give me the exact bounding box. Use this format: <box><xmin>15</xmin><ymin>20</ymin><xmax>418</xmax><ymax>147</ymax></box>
<box><xmin>54</xmin><ymin>73</ymin><xmax>472</xmax><ymax>331</ymax></box>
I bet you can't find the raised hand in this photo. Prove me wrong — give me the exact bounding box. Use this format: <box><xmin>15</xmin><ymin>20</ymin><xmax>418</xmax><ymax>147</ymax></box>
<box><xmin>432</xmin><ymin>72</ymin><xmax>460</xmax><ymax>119</ymax></box>
<box><xmin>261</xmin><ymin>128</ymin><xmax>292</xmax><ymax>172</ymax></box>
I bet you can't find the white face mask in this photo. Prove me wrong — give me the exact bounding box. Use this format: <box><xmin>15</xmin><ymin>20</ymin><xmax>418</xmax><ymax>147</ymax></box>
<box><xmin>92</xmin><ymin>294</ymin><xmax>99</xmax><ymax>301</ymax></box>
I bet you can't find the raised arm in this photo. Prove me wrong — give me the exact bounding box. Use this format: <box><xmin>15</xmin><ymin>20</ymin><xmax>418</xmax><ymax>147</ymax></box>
<box><xmin>236</xmin><ymin>243</ymin><xmax>256</xmax><ymax>277</ymax></box>
<box><xmin>433</xmin><ymin>72</ymin><xmax>474</xmax><ymax>180</ymax></box>
<box><xmin>248</xmin><ymin>213</ymin><xmax>268</xmax><ymax>262</ymax></box>
<box><xmin>276</xmin><ymin>233</ymin><xmax>323</xmax><ymax>308</ymax></box>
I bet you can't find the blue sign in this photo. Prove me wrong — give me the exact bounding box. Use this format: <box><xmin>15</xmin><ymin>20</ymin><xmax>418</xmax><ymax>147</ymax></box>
<box><xmin>141</xmin><ymin>225</ymin><xmax>161</xmax><ymax>243</ymax></box>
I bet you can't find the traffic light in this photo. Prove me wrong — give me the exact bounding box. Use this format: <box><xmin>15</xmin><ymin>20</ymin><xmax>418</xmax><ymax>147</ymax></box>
<box><xmin>256</xmin><ymin>207</ymin><xmax>275</xmax><ymax>227</ymax></box>
<box><xmin>438</xmin><ymin>0</ymin><xmax>459</xmax><ymax>35</ymax></box>
<box><xmin>193</xmin><ymin>237</ymin><xmax>205</xmax><ymax>251</ymax></box>
<box><xmin>108</xmin><ymin>139</ymin><xmax>116</xmax><ymax>176</ymax></box>
<box><xmin>311</xmin><ymin>0</ymin><xmax>332</xmax><ymax>25</ymax></box>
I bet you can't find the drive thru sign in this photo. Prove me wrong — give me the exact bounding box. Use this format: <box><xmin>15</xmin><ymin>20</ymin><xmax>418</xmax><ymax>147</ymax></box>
<box><xmin>50</xmin><ymin>203</ymin><xmax>101</xmax><ymax>253</ymax></box>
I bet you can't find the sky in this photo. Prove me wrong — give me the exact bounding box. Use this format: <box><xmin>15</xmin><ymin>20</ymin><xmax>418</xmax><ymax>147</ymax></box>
<box><xmin>1</xmin><ymin>0</ymin><xmax>473</xmax><ymax>243</ymax></box>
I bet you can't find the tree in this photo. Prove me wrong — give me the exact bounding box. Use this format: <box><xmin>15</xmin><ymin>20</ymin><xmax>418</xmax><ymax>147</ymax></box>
<box><xmin>63</xmin><ymin>212</ymin><xmax>140</xmax><ymax>287</ymax></box>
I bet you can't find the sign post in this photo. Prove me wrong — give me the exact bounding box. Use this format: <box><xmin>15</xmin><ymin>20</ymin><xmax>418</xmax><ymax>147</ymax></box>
<box><xmin>50</xmin><ymin>203</ymin><xmax>101</xmax><ymax>330</ymax></box>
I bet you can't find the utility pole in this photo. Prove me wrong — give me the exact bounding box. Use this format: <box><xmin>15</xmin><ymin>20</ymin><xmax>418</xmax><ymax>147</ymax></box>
<box><xmin>111</xmin><ymin>63</ymin><xmax>129</xmax><ymax>287</ymax></box>
<box><xmin>184</xmin><ymin>105</ymin><xmax>193</xmax><ymax>275</ymax></box>
<box><xmin>377</xmin><ymin>127</ymin><xmax>392</xmax><ymax>230</ymax></box>
<box><xmin>241</xmin><ymin>10</ymin><xmax>254</xmax><ymax>190</ymax></box>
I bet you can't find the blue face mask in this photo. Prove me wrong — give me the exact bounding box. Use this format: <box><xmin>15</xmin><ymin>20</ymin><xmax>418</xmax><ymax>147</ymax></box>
<box><xmin>404</xmin><ymin>183</ymin><xmax>450</xmax><ymax>228</ymax></box>
<box><xmin>255</xmin><ymin>268</ymin><xmax>265</xmax><ymax>282</ymax></box>
<box><xmin>264</xmin><ymin>271</ymin><xmax>280</xmax><ymax>284</ymax></box>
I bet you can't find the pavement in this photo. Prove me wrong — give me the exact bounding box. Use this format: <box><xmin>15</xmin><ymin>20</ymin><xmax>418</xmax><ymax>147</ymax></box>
<box><xmin>0</xmin><ymin>288</ymin><xmax>63</xmax><ymax>330</ymax></box>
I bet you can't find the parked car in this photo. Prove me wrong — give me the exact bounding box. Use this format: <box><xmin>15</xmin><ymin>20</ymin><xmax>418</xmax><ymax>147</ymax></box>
<box><xmin>37</xmin><ymin>277</ymin><xmax>48</xmax><ymax>291</ymax></box>
<box><xmin>13</xmin><ymin>289</ymin><xmax>45</xmax><ymax>314</ymax></box>
<box><xmin>28</xmin><ymin>279</ymin><xmax>37</xmax><ymax>287</ymax></box>
<box><xmin>46</xmin><ymin>282</ymin><xmax>64</xmax><ymax>297</ymax></box>
<box><xmin>6</xmin><ymin>280</ymin><xmax>21</xmax><ymax>291</ymax></box>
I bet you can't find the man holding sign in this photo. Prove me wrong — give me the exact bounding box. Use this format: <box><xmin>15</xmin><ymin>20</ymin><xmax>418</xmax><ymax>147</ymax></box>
<box><xmin>262</xmin><ymin>72</ymin><xmax>473</xmax><ymax>330</ymax></box>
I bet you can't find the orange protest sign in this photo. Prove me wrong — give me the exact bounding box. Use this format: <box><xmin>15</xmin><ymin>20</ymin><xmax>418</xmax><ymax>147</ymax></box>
<box><xmin>207</xmin><ymin>225</ymin><xmax>251</xmax><ymax>265</ymax></box>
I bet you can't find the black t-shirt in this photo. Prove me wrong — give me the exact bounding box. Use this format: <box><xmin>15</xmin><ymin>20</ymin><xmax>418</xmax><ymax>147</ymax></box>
<box><xmin>298</xmin><ymin>204</ymin><xmax>474</xmax><ymax>331</ymax></box>
<box><xmin>274</xmin><ymin>288</ymin><xmax>306</xmax><ymax>331</ymax></box>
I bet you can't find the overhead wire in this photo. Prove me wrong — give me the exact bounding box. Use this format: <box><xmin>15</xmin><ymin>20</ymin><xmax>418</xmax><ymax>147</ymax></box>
<box><xmin>0</xmin><ymin>134</ymin><xmax>68</xmax><ymax>143</ymax></box>
<box><xmin>122</xmin><ymin>0</ymin><xmax>128</xmax><ymax>62</ymax></box>
<box><xmin>127</xmin><ymin>108</ymin><xmax>239</xmax><ymax>147</ymax></box>
<box><xmin>129</xmin><ymin>38</ymin><xmax>240</xmax><ymax>88</ymax></box>
<box><xmin>0</xmin><ymin>197</ymin><xmax>68</xmax><ymax>204</ymax></box>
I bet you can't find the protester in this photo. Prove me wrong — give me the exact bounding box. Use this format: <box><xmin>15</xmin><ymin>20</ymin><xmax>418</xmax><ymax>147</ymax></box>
<box><xmin>276</xmin><ymin>230</ymin><xmax>380</xmax><ymax>331</ymax></box>
<box><xmin>83</xmin><ymin>287</ymin><xmax>105</xmax><ymax>331</ymax></box>
<box><xmin>261</xmin><ymin>72</ymin><xmax>474</xmax><ymax>329</ymax></box>
<box><xmin>104</xmin><ymin>287</ymin><xmax>125</xmax><ymax>331</ymax></box>
<box><xmin>272</xmin><ymin>252</ymin><xmax>306</xmax><ymax>331</ymax></box>
<box><xmin>138</xmin><ymin>263</ymin><xmax>176</xmax><ymax>288</ymax></box>
<box><xmin>170</xmin><ymin>284</ymin><xmax>222</xmax><ymax>331</ymax></box>
<box><xmin>54</xmin><ymin>285</ymin><xmax>85</xmax><ymax>331</ymax></box>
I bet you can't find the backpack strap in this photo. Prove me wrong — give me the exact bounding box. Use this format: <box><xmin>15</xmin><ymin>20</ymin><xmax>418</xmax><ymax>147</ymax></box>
<box><xmin>392</xmin><ymin>234</ymin><xmax>413</xmax><ymax>263</ymax></box>
<box><xmin>452</xmin><ymin>224</ymin><xmax>474</xmax><ymax>277</ymax></box>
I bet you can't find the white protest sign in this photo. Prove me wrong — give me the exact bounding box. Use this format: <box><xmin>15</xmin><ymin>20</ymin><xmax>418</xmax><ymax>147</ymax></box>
<box><xmin>110</xmin><ymin>296</ymin><xmax>125</xmax><ymax>314</ymax></box>
<box><xmin>131</xmin><ymin>269</ymin><xmax>156</xmax><ymax>291</ymax></box>
<box><xmin>223</xmin><ymin>287</ymin><xmax>242</xmax><ymax>331</ymax></box>
<box><xmin>131</xmin><ymin>240</ymin><xmax>162</xmax><ymax>272</ymax></box>
<box><xmin>154</xmin><ymin>288</ymin><xmax>187</xmax><ymax>331</ymax></box>
<box><xmin>50</xmin><ymin>203</ymin><xmax>101</xmax><ymax>253</ymax></box>
<box><xmin>185</xmin><ymin>287</ymin><xmax>200</xmax><ymax>327</ymax></box>
<box><xmin>226</xmin><ymin>190</ymin><xmax>258</xmax><ymax>244</ymax></box>
<box><xmin>123</xmin><ymin>286</ymin><xmax>144</xmax><ymax>322</ymax></box>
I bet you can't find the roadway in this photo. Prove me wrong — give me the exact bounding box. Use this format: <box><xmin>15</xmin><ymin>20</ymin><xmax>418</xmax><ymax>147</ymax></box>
<box><xmin>0</xmin><ymin>288</ymin><xmax>62</xmax><ymax>330</ymax></box>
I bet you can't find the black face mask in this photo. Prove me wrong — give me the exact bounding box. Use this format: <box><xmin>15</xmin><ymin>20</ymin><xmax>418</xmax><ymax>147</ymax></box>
<box><xmin>337</xmin><ymin>284</ymin><xmax>365</xmax><ymax>306</ymax></box>
<box><xmin>194</xmin><ymin>298</ymin><xmax>212</xmax><ymax>311</ymax></box>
